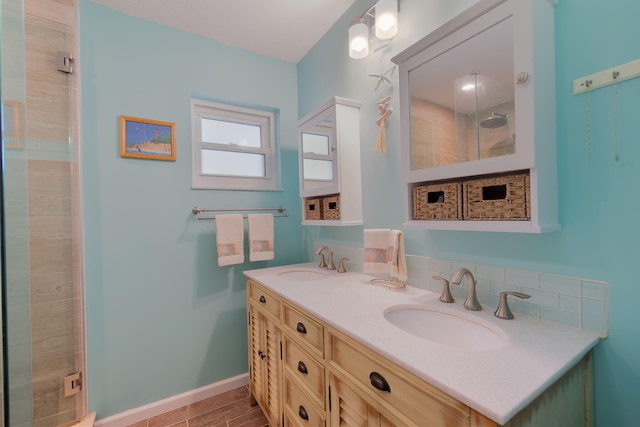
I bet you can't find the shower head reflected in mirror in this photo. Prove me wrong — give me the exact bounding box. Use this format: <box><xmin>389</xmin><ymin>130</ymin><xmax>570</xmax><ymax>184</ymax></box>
<box><xmin>480</xmin><ymin>112</ymin><xmax>508</xmax><ymax>129</ymax></box>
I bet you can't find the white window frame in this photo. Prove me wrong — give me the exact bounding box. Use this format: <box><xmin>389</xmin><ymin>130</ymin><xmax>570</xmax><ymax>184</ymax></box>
<box><xmin>191</xmin><ymin>98</ymin><xmax>279</xmax><ymax>190</ymax></box>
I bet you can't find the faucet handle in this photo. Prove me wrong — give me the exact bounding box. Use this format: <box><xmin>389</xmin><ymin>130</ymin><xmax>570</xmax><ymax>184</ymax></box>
<box><xmin>494</xmin><ymin>291</ymin><xmax>531</xmax><ymax>319</ymax></box>
<box><xmin>432</xmin><ymin>276</ymin><xmax>454</xmax><ymax>303</ymax></box>
<box><xmin>337</xmin><ymin>258</ymin><xmax>350</xmax><ymax>273</ymax></box>
<box><xmin>317</xmin><ymin>253</ymin><xmax>327</xmax><ymax>269</ymax></box>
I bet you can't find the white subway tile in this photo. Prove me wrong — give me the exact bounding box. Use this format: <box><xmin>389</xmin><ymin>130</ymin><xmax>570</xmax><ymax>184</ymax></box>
<box><xmin>540</xmin><ymin>306</ymin><xmax>580</xmax><ymax>329</ymax></box>
<box><xmin>476</xmin><ymin>265</ymin><xmax>505</xmax><ymax>282</ymax></box>
<box><xmin>539</xmin><ymin>274</ymin><xmax>579</xmax><ymax>296</ymax></box>
<box><xmin>505</xmin><ymin>269</ymin><xmax>538</xmax><ymax>287</ymax></box>
<box><xmin>580</xmin><ymin>280</ymin><xmax>608</xmax><ymax>301</ymax></box>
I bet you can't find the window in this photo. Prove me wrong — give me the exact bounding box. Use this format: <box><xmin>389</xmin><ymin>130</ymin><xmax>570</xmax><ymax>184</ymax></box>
<box><xmin>191</xmin><ymin>99</ymin><xmax>279</xmax><ymax>190</ymax></box>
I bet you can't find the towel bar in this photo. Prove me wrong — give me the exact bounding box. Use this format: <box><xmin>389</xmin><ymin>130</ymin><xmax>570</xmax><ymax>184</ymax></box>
<box><xmin>192</xmin><ymin>206</ymin><xmax>288</xmax><ymax>221</ymax></box>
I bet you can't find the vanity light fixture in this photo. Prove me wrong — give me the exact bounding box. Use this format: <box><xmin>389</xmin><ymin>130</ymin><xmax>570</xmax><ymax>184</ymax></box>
<box><xmin>375</xmin><ymin>0</ymin><xmax>398</xmax><ymax>39</ymax></box>
<box><xmin>349</xmin><ymin>19</ymin><xmax>370</xmax><ymax>59</ymax></box>
<box><xmin>348</xmin><ymin>0</ymin><xmax>399</xmax><ymax>59</ymax></box>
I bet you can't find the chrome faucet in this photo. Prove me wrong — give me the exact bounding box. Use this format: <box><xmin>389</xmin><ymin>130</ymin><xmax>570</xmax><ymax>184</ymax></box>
<box><xmin>315</xmin><ymin>246</ymin><xmax>336</xmax><ymax>270</ymax></box>
<box><xmin>450</xmin><ymin>268</ymin><xmax>482</xmax><ymax>311</ymax></box>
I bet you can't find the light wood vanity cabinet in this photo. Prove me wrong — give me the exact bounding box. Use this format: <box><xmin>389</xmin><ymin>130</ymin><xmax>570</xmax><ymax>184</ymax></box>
<box><xmin>247</xmin><ymin>279</ymin><xmax>592</xmax><ymax>427</ymax></box>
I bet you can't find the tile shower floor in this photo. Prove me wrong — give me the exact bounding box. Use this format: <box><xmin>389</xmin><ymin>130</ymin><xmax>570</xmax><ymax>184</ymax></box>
<box><xmin>126</xmin><ymin>386</ymin><xmax>268</xmax><ymax>427</ymax></box>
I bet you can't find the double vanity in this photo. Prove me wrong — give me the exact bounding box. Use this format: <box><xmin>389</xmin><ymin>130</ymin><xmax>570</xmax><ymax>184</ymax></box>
<box><xmin>244</xmin><ymin>263</ymin><xmax>599</xmax><ymax>427</ymax></box>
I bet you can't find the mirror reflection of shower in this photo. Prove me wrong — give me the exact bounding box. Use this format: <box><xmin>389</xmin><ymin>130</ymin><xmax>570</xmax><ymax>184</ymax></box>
<box><xmin>454</xmin><ymin>71</ymin><xmax>515</xmax><ymax>161</ymax></box>
<box><xmin>480</xmin><ymin>112</ymin><xmax>508</xmax><ymax>128</ymax></box>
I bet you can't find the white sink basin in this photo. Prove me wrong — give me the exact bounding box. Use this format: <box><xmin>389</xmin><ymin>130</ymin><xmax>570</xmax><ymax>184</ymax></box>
<box><xmin>278</xmin><ymin>268</ymin><xmax>329</xmax><ymax>281</ymax></box>
<box><xmin>384</xmin><ymin>305</ymin><xmax>507</xmax><ymax>350</ymax></box>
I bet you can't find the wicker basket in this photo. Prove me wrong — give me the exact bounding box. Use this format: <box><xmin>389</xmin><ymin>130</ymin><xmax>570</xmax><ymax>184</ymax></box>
<box><xmin>413</xmin><ymin>182</ymin><xmax>462</xmax><ymax>220</ymax></box>
<box><xmin>463</xmin><ymin>171</ymin><xmax>530</xmax><ymax>221</ymax></box>
<box><xmin>322</xmin><ymin>194</ymin><xmax>341</xmax><ymax>220</ymax></box>
<box><xmin>304</xmin><ymin>198</ymin><xmax>322</xmax><ymax>220</ymax></box>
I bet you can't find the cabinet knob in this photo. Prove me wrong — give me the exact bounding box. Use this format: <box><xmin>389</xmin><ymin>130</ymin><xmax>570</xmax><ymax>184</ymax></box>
<box><xmin>298</xmin><ymin>405</ymin><xmax>309</xmax><ymax>421</ymax></box>
<box><xmin>297</xmin><ymin>361</ymin><xmax>308</xmax><ymax>375</ymax></box>
<box><xmin>296</xmin><ymin>322</ymin><xmax>307</xmax><ymax>335</ymax></box>
<box><xmin>257</xmin><ymin>350</ymin><xmax>265</xmax><ymax>360</ymax></box>
<box><xmin>259</xmin><ymin>295</ymin><xmax>266</xmax><ymax>304</ymax></box>
<box><xmin>369</xmin><ymin>371</ymin><xmax>391</xmax><ymax>393</ymax></box>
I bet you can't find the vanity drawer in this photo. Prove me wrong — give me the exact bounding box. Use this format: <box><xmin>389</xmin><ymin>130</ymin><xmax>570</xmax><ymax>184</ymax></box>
<box><xmin>283</xmin><ymin>336</ymin><xmax>325</xmax><ymax>409</ymax></box>
<box><xmin>283</xmin><ymin>303</ymin><xmax>324</xmax><ymax>357</ymax></box>
<box><xmin>284</xmin><ymin>377</ymin><xmax>326</xmax><ymax>427</ymax></box>
<box><xmin>328</xmin><ymin>329</ymin><xmax>469</xmax><ymax>427</ymax></box>
<box><xmin>248</xmin><ymin>280</ymin><xmax>281</xmax><ymax>320</ymax></box>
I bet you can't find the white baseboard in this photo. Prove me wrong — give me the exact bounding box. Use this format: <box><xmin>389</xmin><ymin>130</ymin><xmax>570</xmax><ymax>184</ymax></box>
<box><xmin>94</xmin><ymin>373</ymin><xmax>249</xmax><ymax>427</ymax></box>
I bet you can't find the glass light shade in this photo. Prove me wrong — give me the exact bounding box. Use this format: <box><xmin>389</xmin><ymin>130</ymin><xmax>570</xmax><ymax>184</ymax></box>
<box><xmin>349</xmin><ymin>21</ymin><xmax>369</xmax><ymax>59</ymax></box>
<box><xmin>375</xmin><ymin>0</ymin><xmax>398</xmax><ymax>40</ymax></box>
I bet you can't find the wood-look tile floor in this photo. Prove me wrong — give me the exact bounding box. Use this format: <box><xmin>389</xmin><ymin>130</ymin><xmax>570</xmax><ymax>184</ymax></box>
<box><xmin>126</xmin><ymin>386</ymin><xmax>269</xmax><ymax>427</ymax></box>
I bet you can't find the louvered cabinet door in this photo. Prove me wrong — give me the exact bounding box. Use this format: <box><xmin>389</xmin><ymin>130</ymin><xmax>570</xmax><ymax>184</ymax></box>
<box><xmin>248</xmin><ymin>308</ymin><xmax>282</xmax><ymax>427</ymax></box>
<box><xmin>329</xmin><ymin>373</ymin><xmax>397</xmax><ymax>427</ymax></box>
<box><xmin>248</xmin><ymin>306</ymin><xmax>264</xmax><ymax>407</ymax></box>
<box><xmin>263</xmin><ymin>316</ymin><xmax>282</xmax><ymax>427</ymax></box>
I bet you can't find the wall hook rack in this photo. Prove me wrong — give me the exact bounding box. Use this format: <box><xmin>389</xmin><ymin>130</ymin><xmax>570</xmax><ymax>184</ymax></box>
<box><xmin>573</xmin><ymin>58</ymin><xmax>640</xmax><ymax>95</ymax></box>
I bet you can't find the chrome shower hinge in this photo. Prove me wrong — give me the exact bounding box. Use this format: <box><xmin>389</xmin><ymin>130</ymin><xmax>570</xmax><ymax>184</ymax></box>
<box><xmin>64</xmin><ymin>372</ymin><xmax>82</xmax><ymax>397</ymax></box>
<box><xmin>57</xmin><ymin>51</ymin><xmax>74</xmax><ymax>74</ymax></box>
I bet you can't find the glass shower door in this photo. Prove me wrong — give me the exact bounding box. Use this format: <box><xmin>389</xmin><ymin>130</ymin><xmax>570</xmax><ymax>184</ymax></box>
<box><xmin>2</xmin><ymin>0</ymin><xmax>84</xmax><ymax>425</ymax></box>
<box><xmin>2</xmin><ymin>0</ymin><xmax>34</xmax><ymax>424</ymax></box>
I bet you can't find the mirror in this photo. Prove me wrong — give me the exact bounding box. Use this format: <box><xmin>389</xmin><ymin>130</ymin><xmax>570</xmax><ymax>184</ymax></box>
<box><xmin>300</xmin><ymin>113</ymin><xmax>337</xmax><ymax>194</ymax></box>
<box><xmin>409</xmin><ymin>16</ymin><xmax>515</xmax><ymax>170</ymax></box>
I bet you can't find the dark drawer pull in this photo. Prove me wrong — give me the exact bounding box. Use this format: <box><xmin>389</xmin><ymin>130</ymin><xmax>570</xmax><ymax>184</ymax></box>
<box><xmin>259</xmin><ymin>295</ymin><xmax>266</xmax><ymax>303</ymax></box>
<box><xmin>298</xmin><ymin>405</ymin><xmax>309</xmax><ymax>421</ymax></box>
<box><xmin>297</xmin><ymin>361</ymin><xmax>308</xmax><ymax>375</ymax></box>
<box><xmin>296</xmin><ymin>322</ymin><xmax>307</xmax><ymax>335</ymax></box>
<box><xmin>369</xmin><ymin>371</ymin><xmax>391</xmax><ymax>393</ymax></box>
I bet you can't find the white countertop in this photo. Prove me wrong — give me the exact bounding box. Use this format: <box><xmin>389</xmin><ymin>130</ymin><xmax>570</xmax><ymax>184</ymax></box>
<box><xmin>244</xmin><ymin>263</ymin><xmax>600</xmax><ymax>425</ymax></box>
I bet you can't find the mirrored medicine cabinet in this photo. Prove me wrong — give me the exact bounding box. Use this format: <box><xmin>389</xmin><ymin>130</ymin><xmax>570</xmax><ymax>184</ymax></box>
<box><xmin>297</xmin><ymin>97</ymin><xmax>363</xmax><ymax>226</ymax></box>
<box><xmin>392</xmin><ymin>0</ymin><xmax>561</xmax><ymax>233</ymax></box>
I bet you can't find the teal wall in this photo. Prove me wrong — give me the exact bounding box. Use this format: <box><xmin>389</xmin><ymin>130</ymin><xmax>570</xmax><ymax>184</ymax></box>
<box><xmin>298</xmin><ymin>0</ymin><xmax>640</xmax><ymax>426</ymax></box>
<box><xmin>79</xmin><ymin>1</ymin><xmax>303</xmax><ymax>418</ymax></box>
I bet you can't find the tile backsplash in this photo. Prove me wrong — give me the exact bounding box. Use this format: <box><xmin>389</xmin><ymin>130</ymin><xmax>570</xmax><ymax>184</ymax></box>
<box><xmin>313</xmin><ymin>243</ymin><xmax>609</xmax><ymax>337</ymax></box>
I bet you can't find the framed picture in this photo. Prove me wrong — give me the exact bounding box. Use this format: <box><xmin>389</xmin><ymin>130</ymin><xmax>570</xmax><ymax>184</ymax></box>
<box><xmin>4</xmin><ymin>100</ymin><xmax>23</xmax><ymax>149</ymax></box>
<box><xmin>120</xmin><ymin>115</ymin><xmax>176</xmax><ymax>161</ymax></box>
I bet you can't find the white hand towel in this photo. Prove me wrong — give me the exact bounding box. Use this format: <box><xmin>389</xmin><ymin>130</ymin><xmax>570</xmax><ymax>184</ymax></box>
<box><xmin>363</xmin><ymin>229</ymin><xmax>391</xmax><ymax>275</ymax></box>
<box><xmin>248</xmin><ymin>213</ymin><xmax>274</xmax><ymax>262</ymax></box>
<box><xmin>389</xmin><ymin>229</ymin><xmax>408</xmax><ymax>282</ymax></box>
<box><xmin>215</xmin><ymin>214</ymin><xmax>245</xmax><ymax>266</ymax></box>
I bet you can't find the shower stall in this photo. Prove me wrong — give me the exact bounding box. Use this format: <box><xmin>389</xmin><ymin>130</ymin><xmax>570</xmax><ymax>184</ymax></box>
<box><xmin>1</xmin><ymin>0</ymin><xmax>85</xmax><ymax>425</ymax></box>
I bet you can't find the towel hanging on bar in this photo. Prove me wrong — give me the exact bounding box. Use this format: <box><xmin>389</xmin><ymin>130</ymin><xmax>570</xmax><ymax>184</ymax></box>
<box><xmin>215</xmin><ymin>214</ymin><xmax>244</xmax><ymax>266</ymax></box>
<box><xmin>248</xmin><ymin>214</ymin><xmax>274</xmax><ymax>262</ymax></box>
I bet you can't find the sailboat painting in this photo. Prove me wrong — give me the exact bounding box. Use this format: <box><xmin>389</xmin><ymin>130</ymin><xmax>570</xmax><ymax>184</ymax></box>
<box><xmin>120</xmin><ymin>115</ymin><xmax>176</xmax><ymax>161</ymax></box>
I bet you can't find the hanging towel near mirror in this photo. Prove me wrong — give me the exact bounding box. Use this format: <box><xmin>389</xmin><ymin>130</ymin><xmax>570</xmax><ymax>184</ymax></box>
<box><xmin>389</xmin><ymin>229</ymin><xmax>408</xmax><ymax>282</ymax></box>
<box><xmin>248</xmin><ymin>213</ymin><xmax>274</xmax><ymax>261</ymax></box>
<box><xmin>363</xmin><ymin>229</ymin><xmax>407</xmax><ymax>281</ymax></box>
<box><xmin>364</xmin><ymin>229</ymin><xmax>391</xmax><ymax>275</ymax></box>
<box><xmin>215</xmin><ymin>214</ymin><xmax>245</xmax><ymax>266</ymax></box>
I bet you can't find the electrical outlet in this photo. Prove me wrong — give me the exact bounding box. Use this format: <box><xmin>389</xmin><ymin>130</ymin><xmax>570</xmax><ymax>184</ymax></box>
<box><xmin>64</xmin><ymin>373</ymin><xmax>81</xmax><ymax>397</ymax></box>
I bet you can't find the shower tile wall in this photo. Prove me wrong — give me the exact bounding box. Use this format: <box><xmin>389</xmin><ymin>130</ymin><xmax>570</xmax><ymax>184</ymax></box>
<box><xmin>18</xmin><ymin>0</ymin><xmax>82</xmax><ymax>425</ymax></box>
